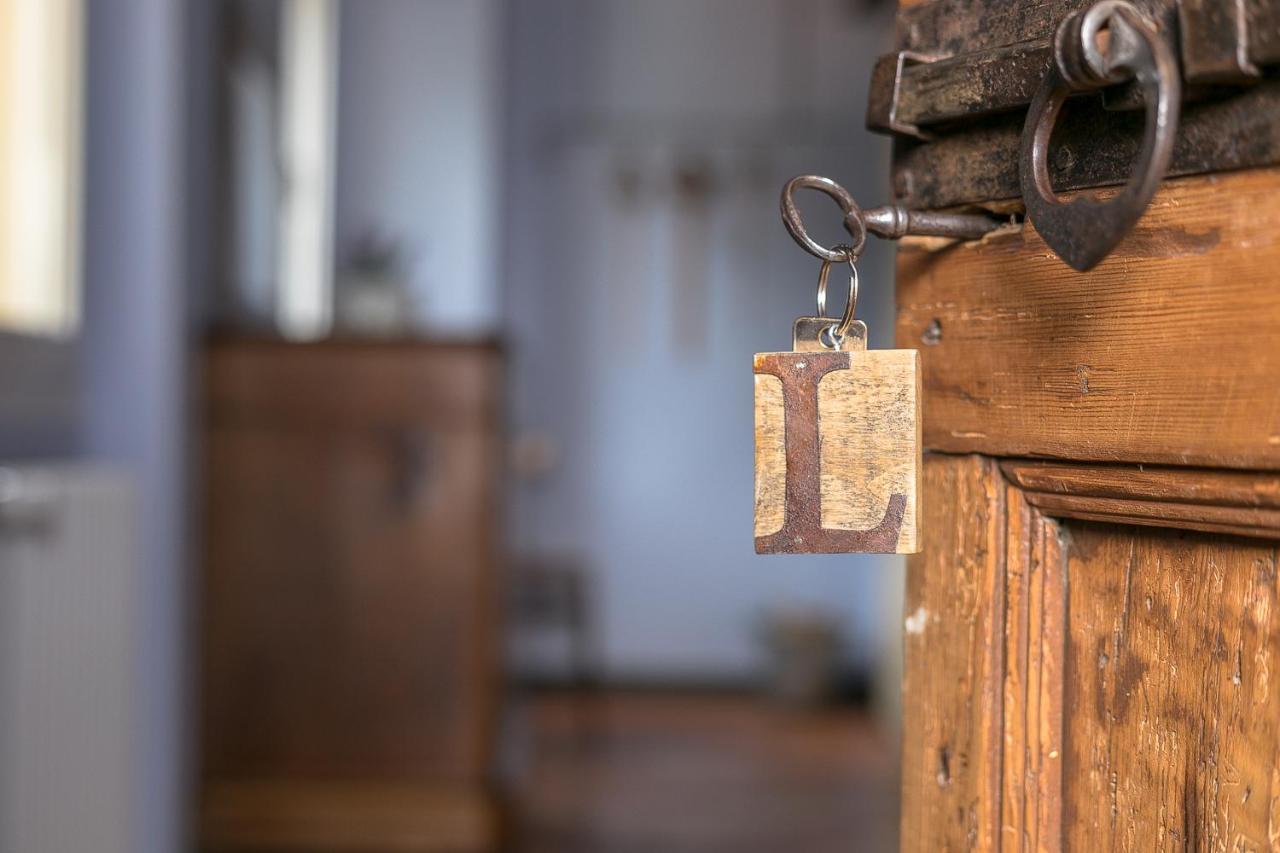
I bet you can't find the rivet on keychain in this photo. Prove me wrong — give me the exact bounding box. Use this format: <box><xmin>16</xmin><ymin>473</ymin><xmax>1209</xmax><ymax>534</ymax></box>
<box><xmin>753</xmin><ymin>176</ymin><xmax>922</xmax><ymax>555</ymax></box>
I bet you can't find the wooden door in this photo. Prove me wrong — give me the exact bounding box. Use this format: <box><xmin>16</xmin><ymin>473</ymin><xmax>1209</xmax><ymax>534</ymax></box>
<box><xmin>888</xmin><ymin>3</ymin><xmax>1280</xmax><ymax>848</ymax></box>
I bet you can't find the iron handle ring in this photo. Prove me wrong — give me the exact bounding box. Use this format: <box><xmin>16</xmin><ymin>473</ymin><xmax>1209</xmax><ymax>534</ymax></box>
<box><xmin>1019</xmin><ymin>0</ymin><xmax>1180</xmax><ymax>271</ymax></box>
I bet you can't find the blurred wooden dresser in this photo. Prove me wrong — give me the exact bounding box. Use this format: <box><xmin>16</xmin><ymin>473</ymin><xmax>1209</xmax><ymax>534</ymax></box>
<box><xmin>199</xmin><ymin>338</ymin><xmax>503</xmax><ymax>852</ymax></box>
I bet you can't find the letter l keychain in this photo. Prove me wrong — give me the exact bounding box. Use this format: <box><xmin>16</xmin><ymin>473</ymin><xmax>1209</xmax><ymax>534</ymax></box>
<box><xmin>754</xmin><ymin>176</ymin><xmax>922</xmax><ymax>555</ymax></box>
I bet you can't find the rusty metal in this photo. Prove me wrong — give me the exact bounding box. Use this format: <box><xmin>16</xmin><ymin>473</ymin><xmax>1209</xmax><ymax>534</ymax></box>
<box><xmin>866</xmin><ymin>43</ymin><xmax>1052</xmax><ymax>134</ymax></box>
<box><xmin>865</xmin><ymin>51</ymin><xmax>946</xmax><ymax>139</ymax></box>
<box><xmin>891</xmin><ymin>78</ymin><xmax>1280</xmax><ymax>210</ymax></box>
<box><xmin>1178</xmin><ymin>0</ymin><xmax>1261</xmax><ymax>83</ymax></box>
<box><xmin>872</xmin><ymin>0</ymin><xmax>1280</xmax><ymax>135</ymax></box>
<box><xmin>874</xmin><ymin>0</ymin><xmax>1280</xmax><ymax>214</ymax></box>
<box><xmin>753</xmin><ymin>350</ymin><xmax>906</xmax><ymax>555</ymax></box>
<box><xmin>1021</xmin><ymin>1</ymin><xmax>1181</xmax><ymax>270</ymax></box>
<box><xmin>780</xmin><ymin>175</ymin><xmax>1006</xmax><ymax>263</ymax></box>
<box><xmin>861</xmin><ymin>205</ymin><xmax>1008</xmax><ymax>241</ymax></box>
<box><xmin>780</xmin><ymin>175</ymin><xmax>866</xmax><ymax>263</ymax></box>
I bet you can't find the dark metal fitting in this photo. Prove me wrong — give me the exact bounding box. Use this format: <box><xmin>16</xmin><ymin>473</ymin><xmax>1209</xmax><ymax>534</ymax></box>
<box><xmin>781</xmin><ymin>175</ymin><xmax>1006</xmax><ymax>264</ymax></box>
<box><xmin>1020</xmin><ymin>0</ymin><xmax>1180</xmax><ymax>271</ymax></box>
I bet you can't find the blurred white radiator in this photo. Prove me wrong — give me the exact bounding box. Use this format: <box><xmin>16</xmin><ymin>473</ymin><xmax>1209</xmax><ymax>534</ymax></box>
<box><xmin>0</xmin><ymin>466</ymin><xmax>135</xmax><ymax>853</ymax></box>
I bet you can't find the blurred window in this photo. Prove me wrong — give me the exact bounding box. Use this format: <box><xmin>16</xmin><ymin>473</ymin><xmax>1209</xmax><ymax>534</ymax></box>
<box><xmin>0</xmin><ymin>0</ymin><xmax>82</xmax><ymax>338</ymax></box>
<box><xmin>277</xmin><ymin>0</ymin><xmax>337</xmax><ymax>339</ymax></box>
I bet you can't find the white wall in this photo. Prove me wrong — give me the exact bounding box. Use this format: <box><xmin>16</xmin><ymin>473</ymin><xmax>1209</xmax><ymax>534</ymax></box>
<box><xmin>503</xmin><ymin>0</ymin><xmax>902</xmax><ymax>681</ymax></box>
<box><xmin>334</xmin><ymin>0</ymin><xmax>501</xmax><ymax>335</ymax></box>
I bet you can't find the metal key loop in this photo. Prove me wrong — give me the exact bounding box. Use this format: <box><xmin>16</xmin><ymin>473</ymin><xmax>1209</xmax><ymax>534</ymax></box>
<box><xmin>781</xmin><ymin>174</ymin><xmax>1004</xmax><ymax>347</ymax></box>
<box><xmin>780</xmin><ymin>174</ymin><xmax>1005</xmax><ymax>265</ymax></box>
<box><xmin>780</xmin><ymin>176</ymin><xmax>868</xmax><ymax>263</ymax></box>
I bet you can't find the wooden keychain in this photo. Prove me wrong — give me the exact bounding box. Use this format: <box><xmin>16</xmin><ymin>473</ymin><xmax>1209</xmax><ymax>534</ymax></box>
<box><xmin>754</xmin><ymin>176</ymin><xmax>921</xmax><ymax>555</ymax></box>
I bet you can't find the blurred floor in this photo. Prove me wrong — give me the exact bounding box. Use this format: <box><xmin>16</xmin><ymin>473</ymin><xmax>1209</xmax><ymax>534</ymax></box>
<box><xmin>512</xmin><ymin>691</ymin><xmax>900</xmax><ymax>853</ymax></box>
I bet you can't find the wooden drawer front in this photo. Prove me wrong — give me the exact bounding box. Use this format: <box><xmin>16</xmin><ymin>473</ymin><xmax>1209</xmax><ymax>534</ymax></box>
<box><xmin>206</xmin><ymin>341</ymin><xmax>501</xmax><ymax>432</ymax></box>
<box><xmin>895</xmin><ymin>169</ymin><xmax>1280</xmax><ymax>471</ymax></box>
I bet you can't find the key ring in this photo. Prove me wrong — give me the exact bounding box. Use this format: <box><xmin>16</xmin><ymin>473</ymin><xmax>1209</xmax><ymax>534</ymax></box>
<box><xmin>781</xmin><ymin>175</ymin><xmax>867</xmax><ymax>262</ymax></box>
<box><xmin>816</xmin><ymin>247</ymin><xmax>859</xmax><ymax>346</ymax></box>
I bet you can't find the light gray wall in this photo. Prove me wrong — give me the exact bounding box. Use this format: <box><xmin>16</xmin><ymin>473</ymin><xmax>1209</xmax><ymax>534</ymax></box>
<box><xmin>502</xmin><ymin>0</ymin><xmax>901</xmax><ymax>680</ymax></box>
<box><xmin>335</xmin><ymin>0</ymin><xmax>501</xmax><ymax>335</ymax></box>
<box><xmin>81</xmin><ymin>2</ymin><xmax>189</xmax><ymax>850</ymax></box>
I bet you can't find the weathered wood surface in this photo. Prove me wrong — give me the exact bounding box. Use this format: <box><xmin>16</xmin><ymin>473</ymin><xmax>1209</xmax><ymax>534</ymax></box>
<box><xmin>1004</xmin><ymin>460</ymin><xmax>1280</xmax><ymax>540</ymax></box>
<box><xmin>754</xmin><ymin>348</ymin><xmax>921</xmax><ymax>554</ymax></box>
<box><xmin>895</xmin><ymin>170</ymin><xmax>1280</xmax><ymax>471</ymax></box>
<box><xmin>903</xmin><ymin>455</ymin><xmax>1280</xmax><ymax>850</ymax></box>
<box><xmin>901</xmin><ymin>454</ymin><xmax>1005</xmax><ymax>849</ymax></box>
<box><xmin>1000</xmin><ymin>482</ymin><xmax>1066</xmax><ymax>853</ymax></box>
<box><xmin>1062</xmin><ymin>525</ymin><xmax>1280</xmax><ymax>850</ymax></box>
<box><xmin>885</xmin><ymin>11</ymin><xmax>1280</xmax><ymax>851</ymax></box>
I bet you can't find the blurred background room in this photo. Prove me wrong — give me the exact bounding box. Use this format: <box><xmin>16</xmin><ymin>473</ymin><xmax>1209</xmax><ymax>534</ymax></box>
<box><xmin>0</xmin><ymin>1</ymin><xmax>904</xmax><ymax>851</ymax></box>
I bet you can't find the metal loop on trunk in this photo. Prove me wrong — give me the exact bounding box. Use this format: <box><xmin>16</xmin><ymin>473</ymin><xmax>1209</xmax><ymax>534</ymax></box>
<box><xmin>1019</xmin><ymin>0</ymin><xmax>1181</xmax><ymax>271</ymax></box>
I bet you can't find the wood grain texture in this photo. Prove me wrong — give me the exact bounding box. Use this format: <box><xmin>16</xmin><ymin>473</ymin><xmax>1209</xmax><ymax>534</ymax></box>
<box><xmin>755</xmin><ymin>375</ymin><xmax>787</xmax><ymax>535</ymax></box>
<box><xmin>904</xmin><ymin>456</ymin><xmax>1280</xmax><ymax>851</ymax></box>
<box><xmin>754</xmin><ymin>348</ymin><xmax>921</xmax><ymax>553</ymax></box>
<box><xmin>1004</xmin><ymin>461</ymin><xmax>1280</xmax><ymax>540</ymax></box>
<box><xmin>1000</xmin><ymin>484</ymin><xmax>1066</xmax><ymax>853</ymax></box>
<box><xmin>1002</xmin><ymin>462</ymin><xmax>1280</xmax><ymax>509</ymax></box>
<box><xmin>895</xmin><ymin>169</ymin><xmax>1280</xmax><ymax>471</ymax></box>
<box><xmin>901</xmin><ymin>454</ymin><xmax>1004</xmax><ymax>849</ymax></box>
<box><xmin>1061</xmin><ymin>525</ymin><xmax>1280</xmax><ymax>850</ymax></box>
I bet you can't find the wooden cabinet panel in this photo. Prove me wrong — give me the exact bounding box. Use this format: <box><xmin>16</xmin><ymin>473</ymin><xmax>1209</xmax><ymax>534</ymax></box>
<box><xmin>904</xmin><ymin>456</ymin><xmax>1280</xmax><ymax>850</ymax></box>
<box><xmin>1062</xmin><ymin>525</ymin><xmax>1280</xmax><ymax>849</ymax></box>
<box><xmin>207</xmin><ymin>339</ymin><xmax>501</xmax><ymax>431</ymax></box>
<box><xmin>199</xmin><ymin>340</ymin><xmax>502</xmax><ymax>852</ymax></box>
<box><xmin>901</xmin><ymin>454</ymin><xmax>1005</xmax><ymax>850</ymax></box>
<box><xmin>203</xmin><ymin>426</ymin><xmax>493</xmax><ymax>779</ymax></box>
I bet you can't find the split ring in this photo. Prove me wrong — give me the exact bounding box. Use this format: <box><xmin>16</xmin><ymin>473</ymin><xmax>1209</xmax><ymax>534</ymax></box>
<box><xmin>816</xmin><ymin>249</ymin><xmax>859</xmax><ymax>344</ymax></box>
